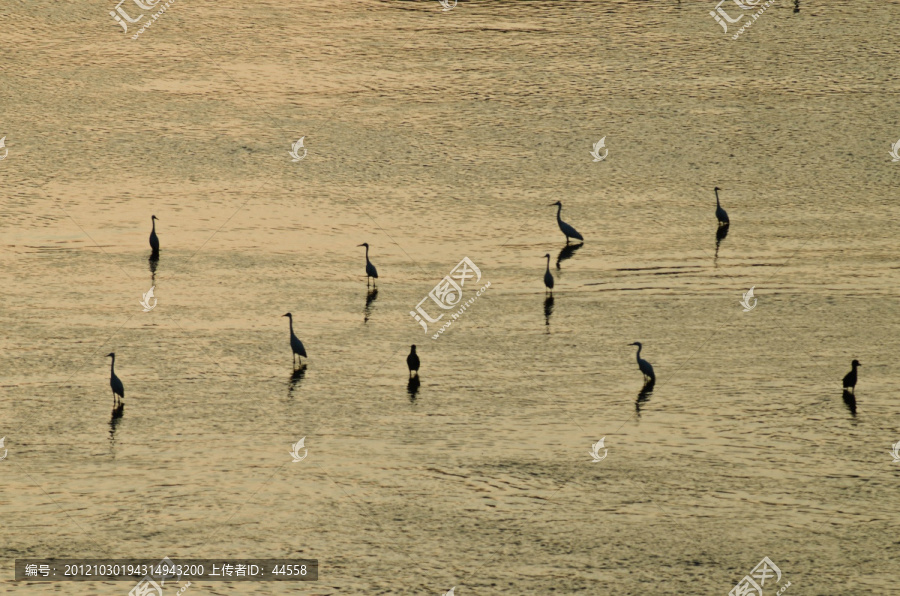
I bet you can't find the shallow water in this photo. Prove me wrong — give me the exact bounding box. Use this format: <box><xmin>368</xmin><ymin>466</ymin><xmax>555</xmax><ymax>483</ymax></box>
<box><xmin>2</xmin><ymin>0</ymin><xmax>900</xmax><ymax>594</ymax></box>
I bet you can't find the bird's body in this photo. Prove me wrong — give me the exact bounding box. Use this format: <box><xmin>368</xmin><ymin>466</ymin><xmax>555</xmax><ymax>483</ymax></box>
<box><xmin>629</xmin><ymin>342</ymin><xmax>655</xmax><ymax>382</ymax></box>
<box><xmin>551</xmin><ymin>201</ymin><xmax>583</xmax><ymax>244</ymax></box>
<box><xmin>107</xmin><ymin>352</ymin><xmax>124</xmax><ymax>405</ymax></box>
<box><xmin>283</xmin><ymin>313</ymin><xmax>307</xmax><ymax>367</ymax></box>
<box><xmin>358</xmin><ymin>243</ymin><xmax>378</xmax><ymax>286</ymax></box>
<box><xmin>714</xmin><ymin>188</ymin><xmax>729</xmax><ymax>226</ymax></box>
<box><xmin>407</xmin><ymin>345</ymin><xmax>420</xmax><ymax>377</ymax></box>
<box><xmin>543</xmin><ymin>254</ymin><xmax>554</xmax><ymax>293</ymax></box>
<box><xmin>149</xmin><ymin>215</ymin><xmax>160</xmax><ymax>256</ymax></box>
<box><xmin>842</xmin><ymin>359</ymin><xmax>861</xmax><ymax>393</ymax></box>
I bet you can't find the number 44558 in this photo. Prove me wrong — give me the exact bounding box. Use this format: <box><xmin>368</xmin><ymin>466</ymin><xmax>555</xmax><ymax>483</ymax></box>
<box><xmin>272</xmin><ymin>564</ymin><xmax>307</xmax><ymax>576</ymax></box>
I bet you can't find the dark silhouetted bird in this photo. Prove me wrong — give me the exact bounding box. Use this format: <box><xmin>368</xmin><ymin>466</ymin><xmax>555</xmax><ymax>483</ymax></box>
<box><xmin>842</xmin><ymin>359</ymin><xmax>861</xmax><ymax>394</ymax></box>
<box><xmin>149</xmin><ymin>215</ymin><xmax>160</xmax><ymax>256</ymax></box>
<box><xmin>550</xmin><ymin>201</ymin><xmax>583</xmax><ymax>244</ymax></box>
<box><xmin>283</xmin><ymin>313</ymin><xmax>307</xmax><ymax>367</ymax></box>
<box><xmin>714</xmin><ymin>187</ymin><xmax>729</xmax><ymax>226</ymax></box>
<box><xmin>106</xmin><ymin>352</ymin><xmax>124</xmax><ymax>406</ymax></box>
<box><xmin>358</xmin><ymin>243</ymin><xmax>378</xmax><ymax>286</ymax></box>
<box><xmin>407</xmin><ymin>345</ymin><xmax>420</xmax><ymax>378</ymax></box>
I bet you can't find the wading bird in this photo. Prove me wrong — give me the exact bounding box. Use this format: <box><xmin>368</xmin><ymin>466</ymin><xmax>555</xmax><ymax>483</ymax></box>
<box><xmin>407</xmin><ymin>345</ymin><xmax>420</xmax><ymax>378</ymax></box>
<box><xmin>282</xmin><ymin>313</ymin><xmax>307</xmax><ymax>367</ymax></box>
<box><xmin>358</xmin><ymin>243</ymin><xmax>378</xmax><ymax>286</ymax></box>
<box><xmin>149</xmin><ymin>215</ymin><xmax>160</xmax><ymax>257</ymax></box>
<box><xmin>842</xmin><ymin>359</ymin><xmax>861</xmax><ymax>394</ymax></box>
<box><xmin>106</xmin><ymin>352</ymin><xmax>124</xmax><ymax>406</ymax></box>
<box><xmin>550</xmin><ymin>201</ymin><xmax>583</xmax><ymax>244</ymax></box>
<box><xmin>628</xmin><ymin>342</ymin><xmax>655</xmax><ymax>383</ymax></box>
<box><xmin>714</xmin><ymin>187</ymin><xmax>729</xmax><ymax>226</ymax></box>
<box><xmin>543</xmin><ymin>254</ymin><xmax>554</xmax><ymax>293</ymax></box>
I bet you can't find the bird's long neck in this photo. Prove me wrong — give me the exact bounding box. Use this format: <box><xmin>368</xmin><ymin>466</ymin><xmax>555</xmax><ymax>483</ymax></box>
<box><xmin>287</xmin><ymin>317</ymin><xmax>294</xmax><ymax>334</ymax></box>
<box><xmin>364</xmin><ymin>245</ymin><xmax>370</xmax><ymax>261</ymax></box>
<box><xmin>151</xmin><ymin>219</ymin><xmax>156</xmax><ymax>232</ymax></box>
<box><xmin>546</xmin><ymin>256</ymin><xmax>551</xmax><ymax>271</ymax></box>
<box><xmin>714</xmin><ymin>189</ymin><xmax>720</xmax><ymax>207</ymax></box>
<box><xmin>109</xmin><ymin>356</ymin><xmax>115</xmax><ymax>374</ymax></box>
<box><xmin>635</xmin><ymin>345</ymin><xmax>642</xmax><ymax>361</ymax></box>
<box><xmin>556</xmin><ymin>204</ymin><xmax>562</xmax><ymax>220</ymax></box>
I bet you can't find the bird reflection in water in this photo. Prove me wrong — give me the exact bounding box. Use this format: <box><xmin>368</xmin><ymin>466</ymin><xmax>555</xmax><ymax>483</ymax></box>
<box><xmin>407</xmin><ymin>375</ymin><xmax>421</xmax><ymax>402</ymax></box>
<box><xmin>364</xmin><ymin>288</ymin><xmax>378</xmax><ymax>323</ymax></box>
<box><xmin>714</xmin><ymin>224</ymin><xmax>729</xmax><ymax>266</ymax></box>
<box><xmin>544</xmin><ymin>294</ymin><xmax>554</xmax><ymax>328</ymax></box>
<box><xmin>794</xmin><ymin>0</ymin><xmax>800</xmax><ymax>12</ymax></box>
<box><xmin>109</xmin><ymin>402</ymin><xmax>124</xmax><ymax>444</ymax></box>
<box><xmin>635</xmin><ymin>378</ymin><xmax>655</xmax><ymax>417</ymax></box>
<box><xmin>842</xmin><ymin>389</ymin><xmax>857</xmax><ymax>418</ymax></box>
<box><xmin>556</xmin><ymin>242</ymin><xmax>582</xmax><ymax>270</ymax></box>
<box><xmin>148</xmin><ymin>255</ymin><xmax>158</xmax><ymax>280</ymax></box>
<box><xmin>289</xmin><ymin>365</ymin><xmax>307</xmax><ymax>398</ymax></box>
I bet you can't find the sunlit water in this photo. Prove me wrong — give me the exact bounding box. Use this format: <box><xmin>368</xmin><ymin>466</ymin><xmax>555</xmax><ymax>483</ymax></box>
<box><xmin>2</xmin><ymin>0</ymin><xmax>900</xmax><ymax>594</ymax></box>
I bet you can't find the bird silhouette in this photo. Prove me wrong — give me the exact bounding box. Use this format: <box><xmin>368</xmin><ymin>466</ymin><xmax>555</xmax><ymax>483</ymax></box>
<box><xmin>149</xmin><ymin>215</ymin><xmax>160</xmax><ymax>257</ymax></box>
<box><xmin>106</xmin><ymin>352</ymin><xmax>124</xmax><ymax>407</ymax></box>
<box><xmin>550</xmin><ymin>201</ymin><xmax>584</xmax><ymax>244</ymax></box>
<box><xmin>407</xmin><ymin>345</ymin><xmax>420</xmax><ymax>378</ymax></box>
<box><xmin>714</xmin><ymin>187</ymin><xmax>729</xmax><ymax>226</ymax></box>
<box><xmin>628</xmin><ymin>342</ymin><xmax>656</xmax><ymax>383</ymax></box>
<box><xmin>358</xmin><ymin>243</ymin><xmax>378</xmax><ymax>286</ymax></box>
<box><xmin>842</xmin><ymin>359</ymin><xmax>861</xmax><ymax>394</ymax></box>
<box><xmin>543</xmin><ymin>254</ymin><xmax>554</xmax><ymax>293</ymax></box>
<box><xmin>282</xmin><ymin>313</ymin><xmax>307</xmax><ymax>367</ymax></box>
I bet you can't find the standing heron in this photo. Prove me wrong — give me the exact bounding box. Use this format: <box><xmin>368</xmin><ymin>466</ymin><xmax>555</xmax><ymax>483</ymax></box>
<box><xmin>543</xmin><ymin>254</ymin><xmax>554</xmax><ymax>293</ymax></box>
<box><xmin>407</xmin><ymin>345</ymin><xmax>420</xmax><ymax>378</ymax></box>
<box><xmin>149</xmin><ymin>215</ymin><xmax>160</xmax><ymax>257</ymax></box>
<box><xmin>842</xmin><ymin>359</ymin><xmax>861</xmax><ymax>394</ymax></box>
<box><xmin>628</xmin><ymin>342</ymin><xmax>656</xmax><ymax>383</ymax></box>
<box><xmin>106</xmin><ymin>352</ymin><xmax>124</xmax><ymax>406</ymax></box>
<box><xmin>550</xmin><ymin>201</ymin><xmax>584</xmax><ymax>244</ymax></box>
<box><xmin>714</xmin><ymin>187</ymin><xmax>729</xmax><ymax>226</ymax></box>
<box><xmin>282</xmin><ymin>313</ymin><xmax>307</xmax><ymax>367</ymax></box>
<box><xmin>358</xmin><ymin>243</ymin><xmax>378</xmax><ymax>286</ymax></box>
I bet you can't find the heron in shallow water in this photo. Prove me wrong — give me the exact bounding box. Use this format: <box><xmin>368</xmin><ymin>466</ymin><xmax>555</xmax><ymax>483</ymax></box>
<box><xmin>628</xmin><ymin>342</ymin><xmax>655</xmax><ymax>383</ymax></box>
<box><xmin>842</xmin><ymin>359</ymin><xmax>861</xmax><ymax>394</ymax></box>
<box><xmin>714</xmin><ymin>187</ymin><xmax>729</xmax><ymax>226</ymax></box>
<box><xmin>358</xmin><ymin>243</ymin><xmax>378</xmax><ymax>286</ymax></box>
<box><xmin>550</xmin><ymin>201</ymin><xmax>584</xmax><ymax>244</ymax></box>
<box><xmin>543</xmin><ymin>254</ymin><xmax>554</xmax><ymax>293</ymax></box>
<box><xmin>149</xmin><ymin>215</ymin><xmax>160</xmax><ymax>257</ymax></box>
<box><xmin>407</xmin><ymin>345</ymin><xmax>420</xmax><ymax>378</ymax></box>
<box><xmin>282</xmin><ymin>313</ymin><xmax>307</xmax><ymax>367</ymax></box>
<box><xmin>106</xmin><ymin>352</ymin><xmax>124</xmax><ymax>406</ymax></box>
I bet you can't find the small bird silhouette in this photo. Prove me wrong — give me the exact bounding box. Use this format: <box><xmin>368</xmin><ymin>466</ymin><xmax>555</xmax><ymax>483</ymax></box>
<box><xmin>358</xmin><ymin>243</ymin><xmax>378</xmax><ymax>286</ymax></box>
<box><xmin>149</xmin><ymin>215</ymin><xmax>160</xmax><ymax>257</ymax></box>
<box><xmin>283</xmin><ymin>313</ymin><xmax>308</xmax><ymax>367</ymax></box>
<box><xmin>628</xmin><ymin>342</ymin><xmax>655</xmax><ymax>383</ymax></box>
<box><xmin>407</xmin><ymin>345</ymin><xmax>420</xmax><ymax>378</ymax></box>
<box><xmin>106</xmin><ymin>352</ymin><xmax>125</xmax><ymax>406</ymax></box>
<box><xmin>543</xmin><ymin>254</ymin><xmax>554</xmax><ymax>293</ymax></box>
<box><xmin>842</xmin><ymin>359</ymin><xmax>861</xmax><ymax>394</ymax></box>
<box><xmin>714</xmin><ymin>187</ymin><xmax>729</xmax><ymax>226</ymax></box>
<box><xmin>550</xmin><ymin>201</ymin><xmax>584</xmax><ymax>244</ymax></box>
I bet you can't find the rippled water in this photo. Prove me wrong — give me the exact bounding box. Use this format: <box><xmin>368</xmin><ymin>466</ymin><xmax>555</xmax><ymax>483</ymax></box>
<box><xmin>2</xmin><ymin>0</ymin><xmax>900</xmax><ymax>594</ymax></box>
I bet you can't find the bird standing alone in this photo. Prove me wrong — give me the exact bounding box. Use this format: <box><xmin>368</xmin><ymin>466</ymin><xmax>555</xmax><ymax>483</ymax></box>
<box><xmin>407</xmin><ymin>345</ymin><xmax>420</xmax><ymax>378</ymax></box>
<box><xmin>358</xmin><ymin>243</ymin><xmax>378</xmax><ymax>286</ymax></box>
<box><xmin>629</xmin><ymin>342</ymin><xmax>655</xmax><ymax>383</ymax></box>
<box><xmin>714</xmin><ymin>188</ymin><xmax>729</xmax><ymax>226</ymax></box>
<box><xmin>843</xmin><ymin>359</ymin><xmax>861</xmax><ymax>394</ymax></box>
<box><xmin>106</xmin><ymin>352</ymin><xmax>124</xmax><ymax>406</ymax></box>
<box><xmin>283</xmin><ymin>313</ymin><xmax>307</xmax><ymax>367</ymax></box>
<box><xmin>543</xmin><ymin>254</ymin><xmax>554</xmax><ymax>293</ymax></box>
<box><xmin>550</xmin><ymin>201</ymin><xmax>584</xmax><ymax>244</ymax></box>
<box><xmin>149</xmin><ymin>215</ymin><xmax>160</xmax><ymax>257</ymax></box>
